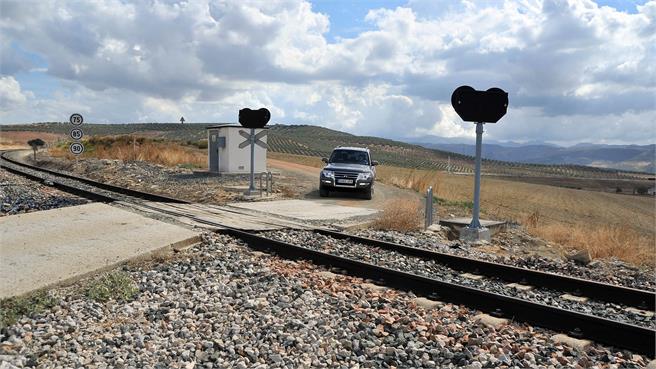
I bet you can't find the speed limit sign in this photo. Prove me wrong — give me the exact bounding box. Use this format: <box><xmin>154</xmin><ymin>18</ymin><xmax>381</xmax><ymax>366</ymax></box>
<box><xmin>70</xmin><ymin>128</ymin><xmax>83</xmax><ymax>140</ymax></box>
<box><xmin>69</xmin><ymin>142</ymin><xmax>85</xmax><ymax>155</ymax></box>
<box><xmin>69</xmin><ymin>113</ymin><xmax>84</xmax><ymax>125</ymax></box>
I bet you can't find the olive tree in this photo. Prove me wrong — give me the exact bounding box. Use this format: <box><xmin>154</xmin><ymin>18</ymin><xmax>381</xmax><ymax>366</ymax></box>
<box><xmin>27</xmin><ymin>138</ymin><xmax>46</xmax><ymax>160</ymax></box>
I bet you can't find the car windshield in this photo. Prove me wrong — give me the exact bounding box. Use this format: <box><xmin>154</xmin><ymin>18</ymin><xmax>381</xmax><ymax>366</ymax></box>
<box><xmin>329</xmin><ymin>149</ymin><xmax>369</xmax><ymax>165</ymax></box>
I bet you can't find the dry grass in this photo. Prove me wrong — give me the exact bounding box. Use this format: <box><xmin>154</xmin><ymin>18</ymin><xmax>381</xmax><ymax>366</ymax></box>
<box><xmin>376</xmin><ymin>166</ymin><xmax>441</xmax><ymax>194</ymax></box>
<box><xmin>371</xmin><ymin>199</ymin><xmax>423</xmax><ymax>232</ymax></box>
<box><xmin>51</xmin><ymin>135</ymin><xmax>207</xmax><ymax>168</ymax></box>
<box><xmin>271</xmin><ymin>152</ymin><xmax>655</xmax><ymax>266</ymax></box>
<box><xmin>524</xmin><ymin>211</ymin><xmax>653</xmax><ymax>265</ymax></box>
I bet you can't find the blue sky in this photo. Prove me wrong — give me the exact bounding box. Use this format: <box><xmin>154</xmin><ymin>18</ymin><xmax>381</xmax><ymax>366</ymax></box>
<box><xmin>1</xmin><ymin>0</ymin><xmax>654</xmax><ymax>145</ymax></box>
<box><xmin>311</xmin><ymin>0</ymin><xmax>407</xmax><ymax>41</ymax></box>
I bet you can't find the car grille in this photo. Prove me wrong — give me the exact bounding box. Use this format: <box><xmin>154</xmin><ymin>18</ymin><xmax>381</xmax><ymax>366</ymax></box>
<box><xmin>334</xmin><ymin>171</ymin><xmax>359</xmax><ymax>180</ymax></box>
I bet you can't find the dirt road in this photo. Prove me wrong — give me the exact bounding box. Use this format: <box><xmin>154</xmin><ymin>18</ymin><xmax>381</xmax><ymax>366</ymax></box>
<box><xmin>268</xmin><ymin>158</ymin><xmax>421</xmax><ymax>210</ymax></box>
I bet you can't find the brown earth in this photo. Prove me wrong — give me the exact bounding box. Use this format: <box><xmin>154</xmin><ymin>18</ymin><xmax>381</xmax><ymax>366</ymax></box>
<box><xmin>0</xmin><ymin>131</ymin><xmax>65</xmax><ymax>150</ymax></box>
<box><xmin>267</xmin><ymin>158</ymin><xmax>422</xmax><ymax>211</ymax></box>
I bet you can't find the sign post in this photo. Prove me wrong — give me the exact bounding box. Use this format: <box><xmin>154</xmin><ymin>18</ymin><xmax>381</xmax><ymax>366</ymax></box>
<box><xmin>238</xmin><ymin>108</ymin><xmax>270</xmax><ymax>195</ymax></box>
<box><xmin>451</xmin><ymin>86</ymin><xmax>508</xmax><ymax>241</ymax></box>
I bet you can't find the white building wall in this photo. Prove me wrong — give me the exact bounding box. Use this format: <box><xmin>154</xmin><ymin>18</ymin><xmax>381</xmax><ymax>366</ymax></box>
<box><xmin>209</xmin><ymin>126</ymin><xmax>267</xmax><ymax>174</ymax></box>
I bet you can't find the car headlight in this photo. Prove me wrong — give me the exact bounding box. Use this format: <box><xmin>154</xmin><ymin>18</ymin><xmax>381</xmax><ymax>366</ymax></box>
<box><xmin>322</xmin><ymin>170</ymin><xmax>334</xmax><ymax>178</ymax></box>
<box><xmin>357</xmin><ymin>172</ymin><xmax>371</xmax><ymax>180</ymax></box>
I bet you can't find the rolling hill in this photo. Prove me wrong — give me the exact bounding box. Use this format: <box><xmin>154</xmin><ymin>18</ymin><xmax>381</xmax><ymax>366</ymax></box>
<box><xmin>413</xmin><ymin>142</ymin><xmax>655</xmax><ymax>173</ymax></box>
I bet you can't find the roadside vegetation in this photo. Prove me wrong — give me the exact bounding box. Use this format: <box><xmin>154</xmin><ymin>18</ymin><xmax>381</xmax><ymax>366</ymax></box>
<box><xmin>0</xmin><ymin>271</ymin><xmax>139</xmax><ymax>329</ymax></box>
<box><xmin>50</xmin><ymin>135</ymin><xmax>207</xmax><ymax>168</ymax></box>
<box><xmin>85</xmin><ymin>271</ymin><xmax>138</xmax><ymax>303</ymax></box>
<box><xmin>371</xmin><ymin>199</ymin><xmax>423</xmax><ymax>231</ymax></box>
<box><xmin>0</xmin><ymin>290</ymin><xmax>59</xmax><ymax>329</ymax></box>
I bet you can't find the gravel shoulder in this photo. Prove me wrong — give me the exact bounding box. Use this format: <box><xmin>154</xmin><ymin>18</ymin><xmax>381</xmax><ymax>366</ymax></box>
<box><xmin>0</xmin><ymin>233</ymin><xmax>650</xmax><ymax>368</ymax></box>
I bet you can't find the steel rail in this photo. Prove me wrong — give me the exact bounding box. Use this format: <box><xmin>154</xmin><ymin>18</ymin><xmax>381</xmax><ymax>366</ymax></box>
<box><xmin>1</xmin><ymin>152</ymin><xmax>187</xmax><ymax>204</ymax></box>
<box><xmin>1</xmin><ymin>164</ymin><xmax>117</xmax><ymax>203</ymax></box>
<box><xmin>314</xmin><ymin>229</ymin><xmax>656</xmax><ymax>311</ymax></box>
<box><xmin>2</xmin><ymin>150</ymin><xmax>655</xmax><ymax>356</ymax></box>
<box><xmin>222</xmin><ymin>228</ymin><xmax>656</xmax><ymax>357</ymax></box>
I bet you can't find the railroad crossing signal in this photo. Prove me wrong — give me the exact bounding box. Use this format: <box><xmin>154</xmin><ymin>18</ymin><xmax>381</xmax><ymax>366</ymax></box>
<box><xmin>451</xmin><ymin>86</ymin><xmax>508</xmax><ymax>242</ymax></box>
<box><xmin>238</xmin><ymin>107</ymin><xmax>271</xmax><ymax>195</ymax></box>
<box><xmin>69</xmin><ymin>142</ymin><xmax>84</xmax><ymax>155</ymax></box>
<box><xmin>238</xmin><ymin>129</ymin><xmax>269</xmax><ymax>149</ymax></box>
<box><xmin>238</xmin><ymin>108</ymin><xmax>270</xmax><ymax>129</ymax></box>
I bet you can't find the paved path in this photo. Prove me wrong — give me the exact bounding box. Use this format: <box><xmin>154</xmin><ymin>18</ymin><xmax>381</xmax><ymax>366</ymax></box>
<box><xmin>0</xmin><ymin>203</ymin><xmax>200</xmax><ymax>298</ymax></box>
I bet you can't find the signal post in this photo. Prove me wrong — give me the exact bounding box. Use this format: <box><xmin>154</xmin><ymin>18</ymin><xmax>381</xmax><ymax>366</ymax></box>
<box><xmin>451</xmin><ymin>86</ymin><xmax>509</xmax><ymax>242</ymax></box>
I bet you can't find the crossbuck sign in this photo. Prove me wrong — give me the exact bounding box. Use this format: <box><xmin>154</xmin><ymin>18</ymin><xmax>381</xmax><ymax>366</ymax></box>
<box><xmin>238</xmin><ymin>129</ymin><xmax>269</xmax><ymax>149</ymax></box>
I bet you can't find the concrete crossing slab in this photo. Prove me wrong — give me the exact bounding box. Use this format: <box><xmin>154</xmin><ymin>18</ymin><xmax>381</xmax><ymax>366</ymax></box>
<box><xmin>227</xmin><ymin>199</ymin><xmax>378</xmax><ymax>221</ymax></box>
<box><xmin>0</xmin><ymin>203</ymin><xmax>200</xmax><ymax>298</ymax></box>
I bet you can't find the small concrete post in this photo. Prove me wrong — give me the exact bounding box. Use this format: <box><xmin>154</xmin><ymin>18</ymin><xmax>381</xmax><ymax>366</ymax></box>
<box><xmin>461</xmin><ymin>122</ymin><xmax>490</xmax><ymax>242</ymax></box>
<box><xmin>425</xmin><ymin>186</ymin><xmax>433</xmax><ymax>229</ymax></box>
<box><xmin>268</xmin><ymin>172</ymin><xmax>273</xmax><ymax>193</ymax></box>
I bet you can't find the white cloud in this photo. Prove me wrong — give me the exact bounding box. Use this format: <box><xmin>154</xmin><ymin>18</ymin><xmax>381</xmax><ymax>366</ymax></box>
<box><xmin>0</xmin><ymin>76</ymin><xmax>31</xmax><ymax>112</ymax></box>
<box><xmin>0</xmin><ymin>0</ymin><xmax>654</xmax><ymax>145</ymax></box>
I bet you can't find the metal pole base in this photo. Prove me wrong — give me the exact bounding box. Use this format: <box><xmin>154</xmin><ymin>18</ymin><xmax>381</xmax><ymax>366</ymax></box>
<box><xmin>459</xmin><ymin>226</ymin><xmax>491</xmax><ymax>242</ymax></box>
<box><xmin>244</xmin><ymin>188</ymin><xmax>259</xmax><ymax>196</ymax></box>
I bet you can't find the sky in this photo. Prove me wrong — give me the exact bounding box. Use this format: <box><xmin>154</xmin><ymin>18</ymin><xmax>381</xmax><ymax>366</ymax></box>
<box><xmin>0</xmin><ymin>0</ymin><xmax>654</xmax><ymax>146</ymax></box>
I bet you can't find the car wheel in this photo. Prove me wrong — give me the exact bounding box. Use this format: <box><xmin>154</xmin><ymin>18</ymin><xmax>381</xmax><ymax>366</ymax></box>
<box><xmin>362</xmin><ymin>186</ymin><xmax>372</xmax><ymax>200</ymax></box>
<box><xmin>319</xmin><ymin>186</ymin><xmax>329</xmax><ymax>197</ymax></box>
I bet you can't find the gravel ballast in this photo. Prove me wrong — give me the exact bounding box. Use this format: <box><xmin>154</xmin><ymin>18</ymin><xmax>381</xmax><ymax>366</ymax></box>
<box><xmin>262</xmin><ymin>229</ymin><xmax>655</xmax><ymax>329</ymax></box>
<box><xmin>0</xmin><ymin>233</ymin><xmax>650</xmax><ymax>368</ymax></box>
<box><xmin>0</xmin><ymin>168</ymin><xmax>88</xmax><ymax>216</ymax></box>
<box><xmin>353</xmin><ymin>229</ymin><xmax>655</xmax><ymax>292</ymax></box>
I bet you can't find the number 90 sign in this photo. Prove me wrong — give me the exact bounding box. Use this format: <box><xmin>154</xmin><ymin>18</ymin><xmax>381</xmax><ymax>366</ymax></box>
<box><xmin>69</xmin><ymin>113</ymin><xmax>84</xmax><ymax>125</ymax></box>
<box><xmin>70</xmin><ymin>142</ymin><xmax>85</xmax><ymax>155</ymax></box>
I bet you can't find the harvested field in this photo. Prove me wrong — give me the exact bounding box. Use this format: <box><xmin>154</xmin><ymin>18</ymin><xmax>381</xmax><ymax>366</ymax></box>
<box><xmin>0</xmin><ymin>131</ymin><xmax>65</xmax><ymax>150</ymax></box>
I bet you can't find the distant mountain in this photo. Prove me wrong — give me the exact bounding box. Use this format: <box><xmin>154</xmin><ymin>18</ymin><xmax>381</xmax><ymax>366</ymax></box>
<box><xmin>411</xmin><ymin>141</ymin><xmax>655</xmax><ymax>173</ymax></box>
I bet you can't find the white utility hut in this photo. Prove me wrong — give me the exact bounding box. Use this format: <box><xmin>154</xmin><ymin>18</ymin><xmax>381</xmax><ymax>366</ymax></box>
<box><xmin>206</xmin><ymin>124</ymin><xmax>268</xmax><ymax>174</ymax></box>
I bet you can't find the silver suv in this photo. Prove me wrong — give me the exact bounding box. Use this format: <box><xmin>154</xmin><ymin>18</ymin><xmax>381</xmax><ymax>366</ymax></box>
<box><xmin>319</xmin><ymin>147</ymin><xmax>378</xmax><ymax>200</ymax></box>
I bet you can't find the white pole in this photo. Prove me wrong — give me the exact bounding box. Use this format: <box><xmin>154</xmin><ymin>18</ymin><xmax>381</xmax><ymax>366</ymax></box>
<box><xmin>469</xmin><ymin>122</ymin><xmax>484</xmax><ymax>229</ymax></box>
<box><xmin>249</xmin><ymin>128</ymin><xmax>256</xmax><ymax>194</ymax></box>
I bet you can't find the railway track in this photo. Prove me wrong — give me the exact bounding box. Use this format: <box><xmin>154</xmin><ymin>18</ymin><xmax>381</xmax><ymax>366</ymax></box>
<box><xmin>2</xmin><ymin>150</ymin><xmax>654</xmax><ymax>356</ymax></box>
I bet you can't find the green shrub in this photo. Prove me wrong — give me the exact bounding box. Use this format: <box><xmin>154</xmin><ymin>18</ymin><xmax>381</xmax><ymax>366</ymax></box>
<box><xmin>86</xmin><ymin>271</ymin><xmax>138</xmax><ymax>302</ymax></box>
